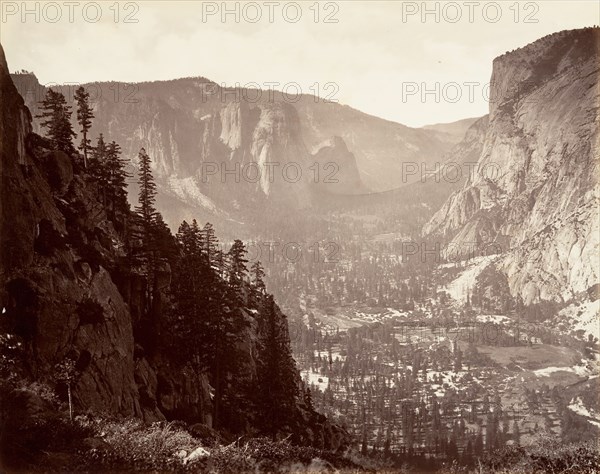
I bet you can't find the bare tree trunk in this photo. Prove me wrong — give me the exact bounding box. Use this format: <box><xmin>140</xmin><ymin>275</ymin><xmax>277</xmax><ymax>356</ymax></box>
<box><xmin>68</xmin><ymin>384</ymin><xmax>73</xmax><ymax>421</ymax></box>
<box><xmin>83</xmin><ymin>131</ymin><xmax>88</xmax><ymax>169</ymax></box>
<box><xmin>214</xmin><ymin>355</ymin><xmax>221</xmax><ymax>428</ymax></box>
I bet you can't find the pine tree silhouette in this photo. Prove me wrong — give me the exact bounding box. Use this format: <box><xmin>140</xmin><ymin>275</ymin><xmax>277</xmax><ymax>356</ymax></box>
<box><xmin>36</xmin><ymin>88</ymin><xmax>76</xmax><ymax>155</ymax></box>
<box><xmin>74</xmin><ymin>86</ymin><xmax>94</xmax><ymax>168</ymax></box>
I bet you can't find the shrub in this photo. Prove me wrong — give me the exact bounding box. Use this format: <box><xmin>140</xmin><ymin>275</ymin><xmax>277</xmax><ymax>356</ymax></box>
<box><xmin>192</xmin><ymin>438</ymin><xmax>363</xmax><ymax>473</ymax></box>
<box><xmin>16</xmin><ymin>380</ymin><xmax>60</xmax><ymax>406</ymax></box>
<box><xmin>476</xmin><ymin>437</ymin><xmax>600</xmax><ymax>474</ymax></box>
<box><xmin>0</xmin><ymin>380</ymin><xmax>93</xmax><ymax>472</ymax></box>
<box><xmin>84</xmin><ymin>419</ymin><xmax>200</xmax><ymax>471</ymax></box>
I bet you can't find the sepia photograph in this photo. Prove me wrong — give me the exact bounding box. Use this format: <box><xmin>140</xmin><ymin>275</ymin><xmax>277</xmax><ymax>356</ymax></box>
<box><xmin>0</xmin><ymin>1</ymin><xmax>599</xmax><ymax>472</ymax></box>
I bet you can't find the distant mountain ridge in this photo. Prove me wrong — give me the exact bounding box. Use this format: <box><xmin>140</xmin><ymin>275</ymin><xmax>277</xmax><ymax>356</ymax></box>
<box><xmin>422</xmin><ymin>117</ymin><xmax>481</xmax><ymax>143</ymax></box>
<box><xmin>309</xmin><ymin>115</ymin><xmax>489</xmax><ymax>236</ymax></box>
<box><xmin>11</xmin><ymin>72</ymin><xmax>467</xmax><ymax>235</ymax></box>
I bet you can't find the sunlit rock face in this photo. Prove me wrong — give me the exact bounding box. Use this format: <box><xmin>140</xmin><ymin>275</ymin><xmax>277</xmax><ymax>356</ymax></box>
<box><xmin>424</xmin><ymin>28</ymin><xmax>600</xmax><ymax>304</ymax></box>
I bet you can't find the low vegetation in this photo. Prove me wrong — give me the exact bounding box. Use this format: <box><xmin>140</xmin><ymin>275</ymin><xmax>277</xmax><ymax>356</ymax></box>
<box><xmin>0</xmin><ymin>379</ymin><xmax>366</xmax><ymax>473</ymax></box>
<box><xmin>443</xmin><ymin>436</ymin><xmax>599</xmax><ymax>473</ymax></box>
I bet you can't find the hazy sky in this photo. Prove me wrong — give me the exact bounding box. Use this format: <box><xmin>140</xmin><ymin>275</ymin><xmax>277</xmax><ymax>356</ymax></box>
<box><xmin>1</xmin><ymin>1</ymin><xmax>598</xmax><ymax>126</ymax></box>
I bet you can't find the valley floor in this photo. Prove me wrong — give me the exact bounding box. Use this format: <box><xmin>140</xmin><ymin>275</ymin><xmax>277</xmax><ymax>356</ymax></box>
<box><xmin>287</xmin><ymin>266</ymin><xmax>600</xmax><ymax>469</ymax></box>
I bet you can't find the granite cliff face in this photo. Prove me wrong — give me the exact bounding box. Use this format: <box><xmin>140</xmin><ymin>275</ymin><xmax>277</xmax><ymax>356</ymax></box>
<box><xmin>0</xmin><ymin>45</ymin><xmax>159</xmax><ymax>421</ymax></box>
<box><xmin>424</xmin><ymin>28</ymin><xmax>600</xmax><ymax>304</ymax></box>
<box><xmin>311</xmin><ymin>136</ymin><xmax>367</xmax><ymax>195</ymax></box>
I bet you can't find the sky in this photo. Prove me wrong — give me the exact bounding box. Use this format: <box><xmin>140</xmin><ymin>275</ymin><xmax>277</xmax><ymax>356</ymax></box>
<box><xmin>1</xmin><ymin>1</ymin><xmax>598</xmax><ymax>127</ymax></box>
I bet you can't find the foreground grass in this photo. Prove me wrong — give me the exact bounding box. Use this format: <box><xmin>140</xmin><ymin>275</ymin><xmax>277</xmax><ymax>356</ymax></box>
<box><xmin>4</xmin><ymin>414</ymin><xmax>371</xmax><ymax>473</ymax></box>
<box><xmin>80</xmin><ymin>417</ymin><xmax>362</xmax><ymax>472</ymax></box>
<box><xmin>3</xmin><ymin>413</ymin><xmax>599</xmax><ymax>473</ymax></box>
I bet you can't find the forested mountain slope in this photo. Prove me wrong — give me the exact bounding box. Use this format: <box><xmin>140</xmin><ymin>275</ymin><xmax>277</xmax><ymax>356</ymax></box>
<box><xmin>0</xmin><ymin>43</ymin><xmax>348</xmax><ymax>471</ymax></box>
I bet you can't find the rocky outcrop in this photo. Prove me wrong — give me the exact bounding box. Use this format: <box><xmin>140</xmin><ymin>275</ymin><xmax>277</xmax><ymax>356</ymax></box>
<box><xmin>250</xmin><ymin>103</ymin><xmax>309</xmax><ymax>198</ymax></box>
<box><xmin>1</xmin><ymin>45</ymin><xmax>144</xmax><ymax>418</ymax></box>
<box><xmin>424</xmin><ymin>28</ymin><xmax>600</xmax><ymax>304</ymax></box>
<box><xmin>311</xmin><ymin>136</ymin><xmax>368</xmax><ymax>195</ymax></box>
<box><xmin>219</xmin><ymin>101</ymin><xmax>254</xmax><ymax>155</ymax></box>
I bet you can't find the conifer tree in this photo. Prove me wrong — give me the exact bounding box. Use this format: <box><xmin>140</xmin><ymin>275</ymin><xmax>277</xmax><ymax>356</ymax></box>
<box><xmin>36</xmin><ymin>89</ymin><xmax>76</xmax><ymax>155</ymax></box>
<box><xmin>171</xmin><ymin>220</ymin><xmax>208</xmax><ymax>366</ymax></box>
<box><xmin>304</xmin><ymin>386</ymin><xmax>313</xmax><ymax>410</ymax></box>
<box><xmin>153</xmin><ymin>214</ymin><xmax>177</xmax><ymax>263</ymax></box>
<box><xmin>89</xmin><ymin>134</ymin><xmax>109</xmax><ymax>192</ymax></box>
<box><xmin>131</xmin><ymin>147</ymin><xmax>161</xmax><ymax>311</ymax></box>
<box><xmin>176</xmin><ymin>220</ymin><xmax>203</xmax><ymax>261</ymax></box>
<box><xmin>256</xmin><ymin>294</ymin><xmax>298</xmax><ymax>437</ymax></box>
<box><xmin>201</xmin><ymin>222</ymin><xmax>220</xmax><ymax>269</ymax></box>
<box><xmin>251</xmin><ymin>261</ymin><xmax>266</xmax><ymax>293</ymax></box>
<box><xmin>74</xmin><ymin>86</ymin><xmax>94</xmax><ymax>168</ymax></box>
<box><xmin>105</xmin><ymin>140</ymin><xmax>130</xmax><ymax>216</ymax></box>
<box><xmin>227</xmin><ymin>239</ymin><xmax>248</xmax><ymax>303</ymax></box>
<box><xmin>173</xmin><ymin>219</ymin><xmax>205</xmax><ymax>318</ymax></box>
<box><xmin>249</xmin><ymin>260</ymin><xmax>266</xmax><ymax>309</ymax></box>
<box><xmin>53</xmin><ymin>358</ymin><xmax>79</xmax><ymax>421</ymax></box>
<box><xmin>135</xmin><ymin>147</ymin><xmax>158</xmax><ymax>251</ymax></box>
<box><xmin>171</xmin><ymin>220</ymin><xmax>244</xmax><ymax>428</ymax></box>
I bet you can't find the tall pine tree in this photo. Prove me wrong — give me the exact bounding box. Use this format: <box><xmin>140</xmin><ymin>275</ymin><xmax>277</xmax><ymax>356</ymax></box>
<box><xmin>74</xmin><ymin>86</ymin><xmax>94</xmax><ymax>168</ymax></box>
<box><xmin>89</xmin><ymin>134</ymin><xmax>109</xmax><ymax>193</ymax></box>
<box><xmin>201</xmin><ymin>222</ymin><xmax>220</xmax><ymax>270</ymax></box>
<box><xmin>105</xmin><ymin>140</ymin><xmax>130</xmax><ymax>218</ymax></box>
<box><xmin>249</xmin><ymin>260</ymin><xmax>266</xmax><ymax>309</ymax></box>
<box><xmin>135</xmin><ymin>147</ymin><xmax>158</xmax><ymax>253</ymax></box>
<box><xmin>36</xmin><ymin>89</ymin><xmax>76</xmax><ymax>155</ymax></box>
<box><xmin>255</xmin><ymin>294</ymin><xmax>299</xmax><ymax>438</ymax></box>
<box><xmin>251</xmin><ymin>261</ymin><xmax>266</xmax><ymax>293</ymax></box>
<box><xmin>228</xmin><ymin>239</ymin><xmax>248</xmax><ymax>304</ymax></box>
<box><xmin>132</xmin><ymin>147</ymin><xmax>161</xmax><ymax>315</ymax></box>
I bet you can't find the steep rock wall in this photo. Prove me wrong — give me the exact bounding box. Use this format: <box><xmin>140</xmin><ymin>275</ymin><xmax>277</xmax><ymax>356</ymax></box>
<box><xmin>424</xmin><ymin>28</ymin><xmax>600</xmax><ymax>304</ymax></box>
